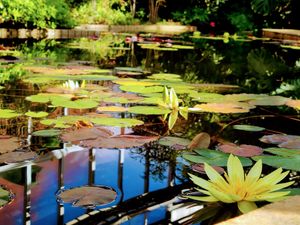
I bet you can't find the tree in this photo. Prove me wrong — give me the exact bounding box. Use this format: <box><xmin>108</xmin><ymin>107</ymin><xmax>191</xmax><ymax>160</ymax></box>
<box><xmin>149</xmin><ymin>0</ymin><xmax>165</xmax><ymax>23</ymax></box>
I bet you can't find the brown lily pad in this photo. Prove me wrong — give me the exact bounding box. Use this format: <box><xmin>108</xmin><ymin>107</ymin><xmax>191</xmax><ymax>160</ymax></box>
<box><xmin>188</xmin><ymin>132</ymin><xmax>211</xmax><ymax>149</ymax></box>
<box><xmin>0</xmin><ymin>136</ymin><xmax>21</xmax><ymax>154</ymax></box>
<box><xmin>61</xmin><ymin>127</ymin><xmax>113</xmax><ymax>143</ymax></box>
<box><xmin>217</xmin><ymin>143</ymin><xmax>263</xmax><ymax>157</ymax></box>
<box><xmin>57</xmin><ymin>186</ymin><xmax>117</xmax><ymax>208</ymax></box>
<box><xmin>260</xmin><ymin>134</ymin><xmax>300</xmax><ymax>145</ymax></box>
<box><xmin>81</xmin><ymin>135</ymin><xmax>159</xmax><ymax>149</ymax></box>
<box><xmin>192</xmin><ymin>163</ymin><xmax>225</xmax><ymax>174</ymax></box>
<box><xmin>279</xmin><ymin>140</ymin><xmax>300</xmax><ymax>149</ymax></box>
<box><xmin>0</xmin><ymin>151</ymin><xmax>37</xmax><ymax>164</ymax></box>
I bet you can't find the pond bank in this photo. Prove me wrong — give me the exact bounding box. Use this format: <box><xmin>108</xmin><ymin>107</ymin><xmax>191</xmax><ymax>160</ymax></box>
<box><xmin>0</xmin><ymin>24</ymin><xmax>197</xmax><ymax>39</ymax></box>
<box><xmin>218</xmin><ymin>196</ymin><xmax>300</xmax><ymax>225</ymax></box>
<box><xmin>263</xmin><ymin>28</ymin><xmax>300</xmax><ymax>44</ymax></box>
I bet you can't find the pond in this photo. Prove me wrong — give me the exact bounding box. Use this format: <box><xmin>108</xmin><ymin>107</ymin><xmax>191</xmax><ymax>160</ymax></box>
<box><xmin>0</xmin><ymin>33</ymin><xmax>299</xmax><ymax>225</ymax></box>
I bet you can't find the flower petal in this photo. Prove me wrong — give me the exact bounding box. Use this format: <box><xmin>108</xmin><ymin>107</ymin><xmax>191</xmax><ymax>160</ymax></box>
<box><xmin>227</xmin><ymin>154</ymin><xmax>244</xmax><ymax>184</ymax></box>
<box><xmin>204</xmin><ymin>163</ymin><xmax>230</xmax><ymax>192</ymax></box>
<box><xmin>209</xmin><ymin>186</ymin><xmax>235</xmax><ymax>203</ymax></box>
<box><xmin>237</xmin><ymin>201</ymin><xmax>258</xmax><ymax>214</ymax></box>
<box><xmin>245</xmin><ymin>159</ymin><xmax>262</xmax><ymax>185</ymax></box>
<box><xmin>189</xmin><ymin>173</ymin><xmax>211</xmax><ymax>190</ymax></box>
<box><xmin>268</xmin><ymin>181</ymin><xmax>295</xmax><ymax>192</ymax></box>
<box><xmin>187</xmin><ymin>195</ymin><xmax>218</xmax><ymax>202</ymax></box>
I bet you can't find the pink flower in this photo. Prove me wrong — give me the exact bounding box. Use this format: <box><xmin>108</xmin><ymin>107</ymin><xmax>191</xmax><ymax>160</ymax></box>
<box><xmin>210</xmin><ymin>21</ymin><xmax>216</xmax><ymax>27</ymax></box>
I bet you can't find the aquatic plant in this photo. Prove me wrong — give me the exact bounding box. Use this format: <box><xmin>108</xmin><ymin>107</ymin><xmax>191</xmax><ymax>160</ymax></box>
<box><xmin>188</xmin><ymin>154</ymin><xmax>294</xmax><ymax>213</ymax></box>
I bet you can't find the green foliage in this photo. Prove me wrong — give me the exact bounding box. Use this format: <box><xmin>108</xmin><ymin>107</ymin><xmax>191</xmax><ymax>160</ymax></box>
<box><xmin>0</xmin><ymin>64</ymin><xmax>27</xmax><ymax>84</ymax></box>
<box><xmin>227</xmin><ymin>12</ymin><xmax>254</xmax><ymax>31</ymax></box>
<box><xmin>0</xmin><ymin>0</ymin><xmax>74</xmax><ymax>28</ymax></box>
<box><xmin>172</xmin><ymin>7</ymin><xmax>209</xmax><ymax>24</ymax></box>
<box><xmin>72</xmin><ymin>0</ymin><xmax>136</xmax><ymax>25</ymax></box>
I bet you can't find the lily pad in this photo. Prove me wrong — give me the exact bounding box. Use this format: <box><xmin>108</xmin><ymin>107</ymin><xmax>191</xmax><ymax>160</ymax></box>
<box><xmin>128</xmin><ymin>106</ymin><xmax>171</xmax><ymax>115</ymax></box>
<box><xmin>192</xmin><ymin>102</ymin><xmax>254</xmax><ymax>113</ymax></box>
<box><xmin>188</xmin><ymin>132</ymin><xmax>210</xmax><ymax>149</ymax></box>
<box><xmin>26</xmin><ymin>93</ymin><xmax>73</xmax><ymax>103</ymax></box>
<box><xmin>57</xmin><ymin>186</ymin><xmax>117</xmax><ymax>208</ymax></box>
<box><xmin>148</xmin><ymin>73</ymin><xmax>182</xmax><ymax>81</ymax></box>
<box><xmin>113</xmin><ymin>79</ymin><xmax>156</xmax><ymax>86</ymax></box>
<box><xmin>0</xmin><ymin>109</ymin><xmax>22</xmax><ymax>119</ymax></box>
<box><xmin>81</xmin><ymin>135</ymin><xmax>158</xmax><ymax>149</ymax></box>
<box><xmin>183</xmin><ymin>149</ymin><xmax>252</xmax><ymax>167</ymax></box>
<box><xmin>51</xmin><ymin>98</ymin><xmax>98</xmax><ymax>109</ymax></box>
<box><xmin>249</xmin><ymin>96</ymin><xmax>289</xmax><ymax>106</ymax></box>
<box><xmin>286</xmin><ymin>99</ymin><xmax>300</xmax><ymax>110</ymax></box>
<box><xmin>119</xmin><ymin>85</ymin><xmax>164</xmax><ymax>94</ymax></box>
<box><xmin>223</xmin><ymin>93</ymin><xmax>268</xmax><ymax>102</ymax></box>
<box><xmin>0</xmin><ymin>136</ymin><xmax>20</xmax><ymax>154</ymax></box>
<box><xmin>90</xmin><ymin>118</ymin><xmax>144</xmax><ymax>127</ymax></box>
<box><xmin>260</xmin><ymin>134</ymin><xmax>300</xmax><ymax>149</ymax></box>
<box><xmin>0</xmin><ymin>151</ymin><xmax>37</xmax><ymax>163</ymax></box>
<box><xmin>25</xmin><ymin>111</ymin><xmax>49</xmax><ymax>118</ymax></box>
<box><xmin>158</xmin><ymin>136</ymin><xmax>191</xmax><ymax>150</ymax></box>
<box><xmin>192</xmin><ymin>163</ymin><xmax>224</xmax><ymax>174</ymax></box>
<box><xmin>233</xmin><ymin>124</ymin><xmax>265</xmax><ymax>132</ymax></box>
<box><xmin>190</xmin><ymin>92</ymin><xmax>225</xmax><ymax>103</ymax></box>
<box><xmin>61</xmin><ymin>127</ymin><xmax>113</xmax><ymax>142</ymax></box>
<box><xmin>32</xmin><ymin>129</ymin><xmax>61</xmax><ymax>137</ymax></box>
<box><xmin>97</xmin><ymin>106</ymin><xmax>128</xmax><ymax>113</ymax></box>
<box><xmin>217</xmin><ymin>143</ymin><xmax>263</xmax><ymax>157</ymax></box>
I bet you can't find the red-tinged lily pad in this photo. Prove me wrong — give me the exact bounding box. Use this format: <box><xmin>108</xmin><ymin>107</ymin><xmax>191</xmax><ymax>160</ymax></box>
<box><xmin>0</xmin><ymin>151</ymin><xmax>37</xmax><ymax>164</ymax></box>
<box><xmin>192</xmin><ymin>102</ymin><xmax>254</xmax><ymax>113</ymax></box>
<box><xmin>217</xmin><ymin>143</ymin><xmax>263</xmax><ymax>157</ymax></box>
<box><xmin>0</xmin><ymin>136</ymin><xmax>21</xmax><ymax>154</ymax></box>
<box><xmin>61</xmin><ymin>127</ymin><xmax>113</xmax><ymax>143</ymax></box>
<box><xmin>260</xmin><ymin>134</ymin><xmax>300</xmax><ymax>145</ymax></box>
<box><xmin>192</xmin><ymin>163</ymin><xmax>224</xmax><ymax>174</ymax></box>
<box><xmin>279</xmin><ymin>140</ymin><xmax>300</xmax><ymax>149</ymax></box>
<box><xmin>57</xmin><ymin>186</ymin><xmax>117</xmax><ymax>208</ymax></box>
<box><xmin>286</xmin><ymin>99</ymin><xmax>300</xmax><ymax>110</ymax></box>
<box><xmin>81</xmin><ymin>135</ymin><xmax>159</xmax><ymax>149</ymax></box>
<box><xmin>188</xmin><ymin>132</ymin><xmax>210</xmax><ymax>149</ymax></box>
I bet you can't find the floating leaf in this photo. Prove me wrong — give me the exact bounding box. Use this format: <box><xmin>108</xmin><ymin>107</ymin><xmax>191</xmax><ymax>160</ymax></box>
<box><xmin>148</xmin><ymin>73</ymin><xmax>182</xmax><ymax>81</ymax></box>
<box><xmin>97</xmin><ymin>106</ymin><xmax>128</xmax><ymax>113</ymax></box>
<box><xmin>249</xmin><ymin>96</ymin><xmax>289</xmax><ymax>106</ymax></box>
<box><xmin>113</xmin><ymin>79</ymin><xmax>156</xmax><ymax>86</ymax></box>
<box><xmin>81</xmin><ymin>135</ymin><xmax>158</xmax><ymax>149</ymax></box>
<box><xmin>57</xmin><ymin>186</ymin><xmax>117</xmax><ymax>208</ymax></box>
<box><xmin>223</xmin><ymin>93</ymin><xmax>268</xmax><ymax>102</ymax></box>
<box><xmin>183</xmin><ymin>149</ymin><xmax>252</xmax><ymax>167</ymax></box>
<box><xmin>0</xmin><ymin>136</ymin><xmax>20</xmax><ymax>154</ymax></box>
<box><xmin>192</xmin><ymin>163</ymin><xmax>224</xmax><ymax>174</ymax></box>
<box><xmin>128</xmin><ymin>106</ymin><xmax>171</xmax><ymax>115</ymax></box>
<box><xmin>25</xmin><ymin>111</ymin><xmax>49</xmax><ymax>118</ymax></box>
<box><xmin>233</xmin><ymin>124</ymin><xmax>265</xmax><ymax>132</ymax></box>
<box><xmin>286</xmin><ymin>99</ymin><xmax>300</xmax><ymax>110</ymax></box>
<box><xmin>119</xmin><ymin>85</ymin><xmax>163</xmax><ymax>94</ymax></box>
<box><xmin>0</xmin><ymin>151</ymin><xmax>37</xmax><ymax>164</ymax></box>
<box><xmin>0</xmin><ymin>109</ymin><xmax>22</xmax><ymax>118</ymax></box>
<box><xmin>190</xmin><ymin>92</ymin><xmax>225</xmax><ymax>103</ymax></box>
<box><xmin>171</xmin><ymin>45</ymin><xmax>194</xmax><ymax>50</ymax></box>
<box><xmin>218</xmin><ymin>143</ymin><xmax>263</xmax><ymax>157</ymax></box>
<box><xmin>32</xmin><ymin>129</ymin><xmax>61</xmax><ymax>137</ymax></box>
<box><xmin>192</xmin><ymin>102</ymin><xmax>253</xmax><ymax>113</ymax></box>
<box><xmin>61</xmin><ymin>127</ymin><xmax>113</xmax><ymax>142</ymax></box>
<box><xmin>51</xmin><ymin>98</ymin><xmax>98</xmax><ymax>109</ymax></box>
<box><xmin>90</xmin><ymin>118</ymin><xmax>144</xmax><ymax>127</ymax></box>
<box><xmin>26</xmin><ymin>93</ymin><xmax>73</xmax><ymax>103</ymax></box>
<box><xmin>260</xmin><ymin>134</ymin><xmax>300</xmax><ymax>149</ymax></box>
<box><xmin>188</xmin><ymin>132</ymin><xmax>210</xmax><ymax>149</ymax></box>
<box><xmin>158</xmin><ymin>136</ymin><xmax>191</xmax><ymax>150</ymax></box>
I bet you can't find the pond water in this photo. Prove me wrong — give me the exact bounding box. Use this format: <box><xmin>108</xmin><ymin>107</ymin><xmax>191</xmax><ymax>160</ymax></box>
<box><xmin>0</xmin><ymin>34</ymin><xmax>299</xmax><ymax>225</ymax></box>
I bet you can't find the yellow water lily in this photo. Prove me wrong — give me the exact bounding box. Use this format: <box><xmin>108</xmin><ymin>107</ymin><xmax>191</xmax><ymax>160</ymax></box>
<box><xmin>188</xmin><ymin>154</ymin><xmax>294</xmax><ymax>214</ymax></box>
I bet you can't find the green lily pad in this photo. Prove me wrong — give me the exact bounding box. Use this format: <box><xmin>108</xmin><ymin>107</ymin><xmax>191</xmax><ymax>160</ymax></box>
<box><xmin>192</xmin><ymin>102</ymin><xmax>254</xmax><ymax>114</ymax></box>
<box><xmin>26</xmin><ymin>93</ymin><xmax>73</xmax><ymax>103</ymax></box>
<box><xmin>128</xmin><ymin>106</ymin><xmax>171</xmax><ymax>115</ymax></box>
<box><xmin>223</xmin><ymin>94</ymin><xmax>268</xmax><ymax>102</ymax></box>
<box><xmin>41</xmin><ymin>116</ymin><xmax>92</xmax><ymax>128</ymax></box>
<box><xmin>25</xmin><ymin>111</ymin><xmax>49</xmax><ymax>118</ymax></box>
<box><xmin>113</xmin><ymin>79</ymin><xmax>156</xmax><ymax>86</ymax></box>
<box><xmin>171</xmin><ymin>45</ymin><xmax>194</xmax><ymax>49</ymax></box>
<box><xmin>183</xmin><ymin>149</ymin><xmax>252</xmax><ymax>167</ymax></box>
<box><xmin>90</xmin><ymin>117</ymin><xmax>144</xmax><ymax>127</ymax></box>
<box><xmin>249</xmin><ymin>96</ymin><xmax>289</xmax><ymax>106</ymax></box>
<box><xmin>119</xmin><ymin>85</ymin><xmax>164</xmax><ymax>94</ymax></box>
<box><xmin>190</xmin><ymin>92</ymin><xmax>225</xmax><ymax>103</ymax></box>
<box><xmin>51</xmin><ymin>98</ymin><xmax>98</xmax><ymax>109</ymax></box>
<box><xmin>148</xmin><ymin>73</ymin><xmax>182</xmax><ymax>81</ymax></box>
<box><xmin>32</xmin><ymin>129</ymin><xmax>61</xmax><ymax>137</ymax></box>
<box><xmin>0</xmin><ymin>109</ymin><xmax>22</xmax><ymax>119</ymax></box>
<box><xmin>158</xmin><ymin>136</ymin><xmax>191</xmax><ymax>150</ymax></box>
<box><xmin>233</xmin><ymin>124</ymin><xmax>265</xmax><ymax>132</ymax></box>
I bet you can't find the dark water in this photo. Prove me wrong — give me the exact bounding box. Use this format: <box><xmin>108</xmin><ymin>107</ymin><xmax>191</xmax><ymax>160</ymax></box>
<box><xmin>0</xmin><ymin>35</ymin><xmax>299</xmax><ymax>225</ymax></box>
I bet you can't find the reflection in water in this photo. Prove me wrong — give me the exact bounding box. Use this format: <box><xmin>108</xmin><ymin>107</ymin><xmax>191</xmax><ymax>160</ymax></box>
<box><xmin>0</xmin><ymin>144</ymin><xmax>186</xmax><ymax>225</ymax></box>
